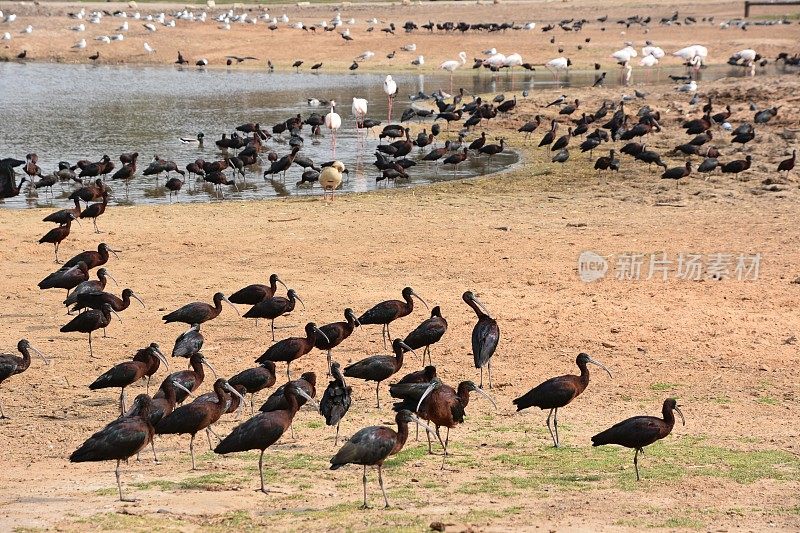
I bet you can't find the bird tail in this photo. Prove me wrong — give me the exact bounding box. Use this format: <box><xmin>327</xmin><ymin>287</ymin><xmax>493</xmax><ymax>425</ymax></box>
<box><xmin>590</xmin><ymin>430</ymin><xmax>612</xmax><ymax>446</ymax></box>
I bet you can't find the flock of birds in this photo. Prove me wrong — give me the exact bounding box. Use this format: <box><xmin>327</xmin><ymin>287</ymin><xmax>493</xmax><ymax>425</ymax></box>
<box><xmin>4</xmin><ymin>246</ymin><xmax>686</xmax><ymax>505</ymax></box>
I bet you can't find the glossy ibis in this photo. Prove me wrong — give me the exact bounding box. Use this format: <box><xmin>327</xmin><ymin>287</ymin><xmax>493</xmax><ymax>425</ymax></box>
<box><xmin>591</xmin><ymin>398</ymin><xmax>685</xmax><ymax>480</ymax></box>
<box><xmin>63</xmin><ymin>267</ymin><xmax>116</xmax><ymax>308</ymax></box>
<box><xmin>320</xmin><ymin>362</ymin><xmax>352</xmax><ymax>445</ymax></box>
<box><xmin>389</xmin><ymin>365</ymin><xmax>437</xmax><ymax>440</ymax></box>
<box><xmin>63</xmin><ymin>242</ymin><xmax>119</xmax><ymax>270</ymax></box>
<box><xmin>661</xmin><ymin>162</ymin><xmax>691</xmax><ymax>188</ymax></box>
<box><xmin>229</xmin><ymin>361</ymin><xmax>277</xmax><ymax>414</ymax></box>
<box><xmin>255</xmin><ymin>322</ymin><xmax>329</xmax><ymax>380</ymax></box>
<box><xmin>721</xmin><ymin>155</ymin><xmax>752</xmax><ymax>178</ymax></box>
<box><xmin>513</xmin><ymin>353</ymin><xmax>612</xmax><ymax>447</ymax></box>
<box><xmin>344</xmin><ymin>339</ymin><xmax>415</xmax><ymax>408</ymax></box>
<box><xmin>60</xmin><ymin>303</ymin><xmax>122</xmax><ymax>357</ymax></box>
<box><xmin>403</xmin><ymin>306</ymin><xmax>447</xmax><ymax>366</ymax></box>
<box><xmin>441</xmin><ymin>148</ymin><xmax>468</xmax><ymax>176</ymax></box>
<box><xmin>156</xmin><ymin>352</ymin><xmax>217</xmax><ymax>404</ymax></box>
<box><xmin>229</xmin><ymin>273</ymin><xmax>288</xmax><ymax>305</ymax></box>
<box><xmin>80</xmin><ymin>190</ymin><xmax>109</xmax><ymax>233</ymax></box>
<box><xmin>164</xmin><ymin>177</ymin><xmax>185</xmax><ymax>201</ymax></box>
<box><xmin>70</xmin><ymin>288</ymin><xmax>145</xmax><ymax>314</ymax></box>
<box><xmin>330</xmin><ymin>410</ymin><xmax>437</xmax><ymax>509</ymax></box>
<box><xmin>243</xmin><ymin>289</ymin><xmax>303</xmax><ymax>339</ymax></box>
<box><xmin>778</xmin><ymin>150</ymin><xmax>795</xmax><ymax>177</ymax></box>
<box><xmin>316</xmin><ymin>308</ymin><xmax>360</xmax><ymax>375</ymax></box>
<box><xmin>43</xmin><ymin>197</ymin><xmax>82</xmax><ymax>226</ymax></box>
<box><xmin>171</xmin><ymin>324</ymin><xmax>203</xmax><ymax>358</ymax></box>
<box><xmin>90</xmin><ymin>343</ymin><xmax>168</xmax><ymax>414</ymax></box>
<box><xmin>156</xmin><ymin>378</ymin><xmax>244</xmax><ymax>469</ymax></box>
<box><xmin>68</xmin><ymin>178</ymin><xmax>106</xmax><ymax>205</ymax></box>
<box><xmin>38</xmin><ymin>261</ymin><xmax>89</xmax><ymax>294</ymax></box>
<box><xmin>147</xmin><ymin>379</ymin><xmax>194</xmax><ymax>461</ymax></box>
<box><xmin>0</xmin><ymin>340</ymin><xmax>49</xmax><ymax>419</ymax></box>
<box><xmin>163</xmin><ymin>292</ymin><xmax>240</xmax><ymax>325</ymax></box>
<box><xmin>259</xmin><ymin>372</ymin><xmax>316</xmax><ymax>413</ymax></box>
<box><xmin>38</xmin><ymin>215</ymin><xmax>77</xmax><ymax>262</ymax></box>
<box><xmin>358</xmin><ymin>287</ymin><xmax>427</xmax><ymax>348</ymax></box>
<box><xmin>463</xmin><ymin>291</ymin><xmax>500</xmax><ymax>388</ymax></box>
<box><xmin>217</xmin><ymin>384</ymin><xmax>319</xmax><ymax>492</ymax></box>
<box><xmin>70</xmin><ymin>394</ymin><xmax>154</xmax><ymax>501</ymax></box>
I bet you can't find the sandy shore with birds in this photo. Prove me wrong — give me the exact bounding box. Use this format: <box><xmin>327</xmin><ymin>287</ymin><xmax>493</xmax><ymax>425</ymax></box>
<box><xmin>2</xmin><ymin>0</ymin><xmax>800</xmax><ymax>531</ymax></box>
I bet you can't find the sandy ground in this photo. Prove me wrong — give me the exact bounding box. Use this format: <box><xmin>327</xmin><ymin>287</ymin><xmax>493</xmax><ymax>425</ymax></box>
<box><xmin>1</xmin><ymin>1</ymin><xmax>800</xmax><ymax>532</ymax></box>
<box><xmin>0</xmin><ymin>0</ymin><xmax>798</xmax><ymax>72</ymax></box>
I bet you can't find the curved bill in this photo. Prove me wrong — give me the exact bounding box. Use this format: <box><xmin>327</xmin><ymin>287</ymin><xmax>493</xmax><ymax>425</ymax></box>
<box><xmin>152</xmin><ymin>346</ymin><xmax>169</xmax><ymax>370</ymax></box>
<box><xmin>224</xmin><ymin>382</ymin><xmax>247</xmax><ymax>414</ymax></box>
<box><xmin>110</xmin><ymin>308</ymin><xmax>123</xmax><ymax>323</ymax></box>
<box><xmin>106</xmin><ymin>271</ymin><xmax>119</xmax><ymax>287</ymax></box>
<box><xmin>109</xmin><ymin>248</ymin><xmax>121</xmax><ymax>259</ymax></box>
<box><xmin>276</xmin><ymin>277</ymin><xmax>289</xmax><ymax>291</ymax></box>
<box><xmin>587</xmin><ymin>356</ymin><xmax>613</xmax><ymax>378</ymax></box>
<box><xmin>200</xmin><ymin>356</ymin><xmax>219</xmax><ymax>378</ymax></box>
<box><xmin>410</xmin><ymin>413</ymin><xmax>445</xmax><ymax>448</ymax></box>
<box><xmin>131</xmin><ymin>292</ymin><xmax>146</xmax><ymax>309</ymax></box>
<box><xmin>472</xmin><ymin>295</ymin><xmax>492</xmax><ymax>317</ymax></box>
<box><xmin>172</xmin><ymin>380</ymin><xmax>194</xmax><ymax>398</ymax></box>
<box><xmin>30</xmin><ymin>345</ymin><xmax>51</xmax><ymax>365</ymax></box>
<box><xmin>294</xmin><ymin>294</ymin><xmax>306</xmax><ymax>311</ymax></box>
<box><xmin>293</xmin><ymin>386</ymin><xmax>320</xmax><ymax>411</ymax></box>
<box><xmin>223</xmin><ymin>296</ymin><xmax>241</xmax><ymax>316</ymax></box>
<box><xmin>410</xmin><ymin>290</ymin><xmax>429</xmax><ymax>310</ymax></box>
<box><xmin>314</xmin><ymin>327</ymin><xmax>331</xmax><ymax>345</ymax></box>
<box><xmin>674</xmin><ymin>405</ymin><xmax>686</xmax><ymax>426</ymax></box>
<box><xmin>415</xmin><ymin>379</ymin><xmax>440</xmax><ymax>412</ymax></box>
<box><xmin>398</xmin><ymin>341</ymin><xmax>417</xmax><ymax>358</ymax></box>
<box><xmin>471</xmin><ymin>384</ymin><xmax>497</xmax><ymax>409</ymax></box>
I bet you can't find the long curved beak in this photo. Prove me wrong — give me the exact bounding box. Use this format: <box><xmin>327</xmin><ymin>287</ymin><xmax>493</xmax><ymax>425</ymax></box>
<box><xmin>314</xmin><ymin>327</ymin><xmax>330</xmax><ymax>345</ymax></box>
<box><xmin>110</xmin><ymin>309</ymin><xmax>123</xmax><ymax>323</ymax></box>
<box><xmin>398</xmin><ymin>341</ymin><xmax>417</xmax><ymax>357</ymax></box>
<box><xmin>223</xmin><ymin>296</ymin><xmax>241</xmax><ymax>316</ymax></box>
<box><xmin>295</xmin><ymin>294</ymin><xmax>306</xmax><ymax>311</ymax></box>
<box><xmin>411</xmin><ymin>290</ymin><xmax>429</xmax><ymax>310</ymax></box>
<box><xmin>416</xmin><ymin>380</ymin><xmax>438</xmax><ymax>412</ymax></box>
<box><xmin>107</xmin><ymin>272</ymin><xmax>119</xmax><ymax>287</ymax></box>
<box><xmin>30</xmin><ymin>345</ymin><xmax>51</xmax><ymax>365</ymax></box>
<box><xmin>224</xmin><ymin>382</ymin><xmax>247</xmax><ymax>413</ymax></box>
<box><xmin>674</xmin><ymin>406</ymin><xmax>686</xmax><ymax>426</ymax></box>
<box><xmin>172</xmin><ymin>380</ymin><xmax>194</xmax><ymax>397</ymax></box>
<box><xmin>200</xmin><ymin>357</ymin><xmax>219</xmax><ymax>378</ymax></box>
<box><xmin>153</xmin><ymin>347</ymin><xmax>169</xmax><ymax>370</ymax></box>
<box><xmin>471</xmin><ymin>385</ymin><xmax>497</xmax><ymax>409</ymax></box>
<box><xmin>109</xmin><ymin>249</ymin><xmax>121</xmax><ymax>259</ymax></box>
<box><xmin>587</xmin><ymin>357</ymin><xmax>613</xmax><ymax>378</ymax></box>
<box><xmin>276</xmin><ymin>277</ymin><xmax>288</xmax><ymax>291</ymax></box>
<box><xmin>294</xmin><ymin>387</ymin><xmax>320</xmax><ymax>411</ymax></box>
<box><xmin>472</xmin><ymin>296</ymin><xmax>492</xmax><ymax>316</ymax></box>
<box><xmin>410</xmin><ymin>413</ymin><xmax>444</xmax><ymax>447</ymax></box>
<box><xmin>131</xmin><ymin>292</ymin><xmax>146</xmax><ymax>309</ymax></box>
<box><xmin>354</xmin><ymin>317</ymin><xmax>362</xmax><ymax>327</ymax></box>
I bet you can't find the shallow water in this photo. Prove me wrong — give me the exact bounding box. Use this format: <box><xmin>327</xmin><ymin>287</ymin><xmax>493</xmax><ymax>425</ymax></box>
<box><xmin>0</xmin><ymin>61</ymin><xmax>785</xmax><ymax>208</ymax></box>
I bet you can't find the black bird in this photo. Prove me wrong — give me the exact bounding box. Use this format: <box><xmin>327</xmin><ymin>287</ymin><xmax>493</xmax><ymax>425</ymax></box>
<box><xmin>229</xmin><ymin>361</ymin><xmax>277</xmax><ymax>414</ymax></box>
<box><xmin>39</xmin><ymin>261</ymin><xmax>89</xmax><ymax>294</ymax></box>
<box><xmin>661</xmin><ymin>162</ymin><xmax>691</xmax><ymax>187</ymax></box>
<box><xmin>0</xmin><ymin>340</ymin><xmax>49</xmax><ymax>419</ymax></box>
<box><xmin>157</xmin><ymin>352</ymin><xmax>217</xmax><ymax>404</ymax></box>
<box><xmin>344</xmin><ymin>339</ymin><xmax>416</xmax><ymax>408</ymax></box>
<box><xmin>320</xmin><ymin>362</ymin><xmax>353</xmax><ymax>445</ymax></box>
<box><xmin>229</xmin><ymin>274</ymin><xmax>288</xmax><ymax>305</ymax></box>
<box><xmin>463</xmin><ymin>291</ymin><xmax>499</xmax><ymax>388</ymax></box>
<box><xmin>70</xmin><ymin>288</ymin><xmax>145</xmax><ymax>314</ymax></box>
<box><xmin>63</xmin><ymin>242</ymin><xmax>119</xmax><ymax>270</ymax></box>
<box><xmin>358</xmin><ymin>287</ymin><xmax>428</xmax><ymax>348</ymax></box>
<box><xmin>70</xmin><ymin>394</ymin><xmax>154</xmax><ymax>501</ymax></box>
<box><xmin>89</xmin><ymin>344</ymin><xmax>168</xmax><ymax>414</ymax></box>
<box><xmin>163</xmin><ymin>292</ymin><xmax>240</xmax><ymax>325</ymax></box>
<box><xmin>243</xmin><ymin>289</ymin><xmax>304</xmax><ymax>340</ymax></box>
<box><xmin>172</xmin><ymin>323</ymin><xmax>204</xmax><ymax>358</ymax></box>
<box><xmin>403</xmin><ymin>306</ymin><xmax>447</xmax><ymax>365</ymax></box>
<box><xmin>316</xmin><ymin>308</ymin><xmax>360</xmax><ymax>375</ymax></box>
<box><xmin>60</xmin><ymin>303</ymin><xmax>122</xmax><ymax>357</ymax></box>
<box><xmin>255</xmin><ymin>322</ymin><xmax>329</xmax><ymax>380</ymax></box>
<box><xmin>592</xmin><ymin>398</ymin><xmax>685</xmax><ymax>480</ymax></box>
<box><xmin>513</xmin><ymin>353</ymin><xmax>612</xmax><ymax>447</ymax></box>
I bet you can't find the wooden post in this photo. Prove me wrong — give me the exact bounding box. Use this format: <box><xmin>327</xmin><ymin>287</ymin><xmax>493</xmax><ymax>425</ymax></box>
<box><xmin>744</xmin><ymin>1</ymin><xmax>751</xmax><ymax>17</ymax></box>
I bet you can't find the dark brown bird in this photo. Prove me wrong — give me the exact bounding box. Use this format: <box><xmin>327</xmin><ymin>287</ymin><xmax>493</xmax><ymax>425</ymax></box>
<box><xmin>0</xmin><ymin>340</ymin><xmax>49</xmax><ymax>419</ymax></box>
<box><xmin>68</xmin><ymin>178</ymin><xmax>107</xmax><ymax>205</ymax></box>
<box><xmin>79</xmin><ymin>190</ymin><xmax>110</xmax><ymax>233</ymax></box>
<box><xmin>162</xmin><ymin>292</ymin><xmax>240</xmax><ymax>325</ymax></box>
<box><xmin>316</xmin><ymin>308</ymin><xmax>360</xmax><ymax>375</ymax></box>
<box><xmin>70</xmin><ymin>288</ymin><xmax>145</xmax><ymax>314</ymax></box>
<box><xmin>403</xmin><ymin>306</ymin><xmax>447</xmax><ymax>366</ymax></box>
<box><xmin>60</xmin><ymin>303</ymin><xmax>122</xmax><ymax>357</ymax></box>
<box><xmin>38</xmin><ymin>215</ymin><xmax>77</xmax><ymax>262</ymax></box>
<box><xmin>63</xmin><ymin>242</ymin><xmax>120</xmax><ymax>270</ymax></box>
<box><xmin>38</xmin><ymin>261</ymin><xmax>89</xmax><ymax>294</ymax></box>
<box><xmin>778</xmin><ymin>149</ymin><xmax>796</xmax><ymax>176</ymax></box>
<box><xmin>721</xmin><ymin>155</ymin><xmax>752</xmax><ymax>177</ymax></box>
<box><xmin>463</xmin><ymin>291</ymin><xmax>500</xmax><ymax>389</ymax></box>
<box><xmin>661</xmin><ymin>161</ymin><xmax>692</xmax><ymax>187</ymax></box>
<box><xmin>358</xmin><ymin>287</ymin><xmax>428</xmax><ymax>348</ymax></box>
<box><xmin>344</xmin><ymin>339</ymin><xmax>415</xmax><ymax>408</ymax></box>
<box><xmin>320</xmin><ymin>361</ymin><xmax>353</xmax><ymax>445</ymax></box>
<box><xmin>513</xmin><ymin>353</ymin><xmax>612</xmax><ymax>447</ymax></box>
<box><xmin>255</xmin><ymin>322</ymin><xmax>329</xmax><ymax>380</ymax></box>
<box><xmin>156</xmin><ymin>352</ymin><xmax>217</xmax><ymax>404</ymax></box>
<box><xmin>63</xmin><ymin>267</ymin><xmax>116</xmax><ymax>309</ymax></box>
<box><xmin>592</xmin><ymin>398</ymin><xmax>685</xmax><ymax>480</ymax></box>
<box><xmin>43</xmin><ymin>197</ymin><xmax>82</xmax><ymax>226</ymax></box>
<box><xmin>243</xmin><ymin>289</ymin><xmax>303</xmax><ymax>339</ymax></box>
<box><xmin>228</xmin><ymin>274</ymin><xmax>288</xmax><ymax>305</ymax></box>
<box><xmin>89</xmin><ymin>343</ymin><xmax>168</xmax><ymax>414</ymax></box>
<box><xmin>229</xmin><ymin>361</ymin><xmax>277</xmax><ymax>414</ymax></box>
<box><xmin>70</xmin><ymin>394</ymin><xmax>154</xmax><ymax>501</ymax></box>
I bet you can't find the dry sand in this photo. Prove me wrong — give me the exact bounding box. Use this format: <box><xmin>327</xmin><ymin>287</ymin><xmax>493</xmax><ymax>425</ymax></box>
<box><xmin>1</xmin><ymin>1</ymin><xmax>800</xmax><ymax>531</ymax></box>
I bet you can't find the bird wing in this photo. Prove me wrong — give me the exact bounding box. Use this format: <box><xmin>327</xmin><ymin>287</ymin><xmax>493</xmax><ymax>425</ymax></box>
<box><xmin>591</xmin><ymin>415</ymin><xmax>664</xmax><ymax>447</ymax></box>
<box><xmin>215</xmin><ymin>412</ymin><xmax>285</xmax><ymax>454</ymax></box>
<box><xmin>330</xmin><ymin>426</ymin><xmax>395</xmax><ymax>467</ymax></box>
<box><xmin>320</xmin><ymin>383</ymin><xmax>352</xmax><ymax>425</ymax></box>
<box><xmin>343</xmin><ymin>355</ymin><xmax>394</xmax><ymax>379</ymax></box>
<box><xmin>155</xmin><ymin>403</ymin><xmax>215</xmax><ymax>434</ymax></box>
<box><xmin>472</xmin><ymin>318</ymin><xmax>499</xmax><ymax>368</ymax></box>
<box><xmin>70</xmin><ymin>417</ymin><xmax>151</xmax><ymax>462</ymax></box>
<box><xmin>0</xmin><ymin>355</ymin><xmax>20</xmax><ymax>380</ymax></box>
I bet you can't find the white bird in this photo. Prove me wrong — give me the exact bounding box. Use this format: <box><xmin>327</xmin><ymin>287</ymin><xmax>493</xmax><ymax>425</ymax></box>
<box><xmin>401</xmin><ymin>43</ymin><xmax>416</xmax><ymax>52</ymax></box>
<box><xmin>325</xmin><ymin>101</ymin><xmax>342</xmax><ymax>158</ymax></box>
<box><xmin>356</xmin><ymin>50</ymin><xmax>375</xmax><ymax>61</ymax></box>
<box><xmin>483</xmin><ymin>52</ymin><xmax>506</xmax><ymax>70</ymax></box>
<box><xmin>352</xmin><ymin>97</ymin><xmax>368</xmax><ymax>124</ymax></box>
<box><xmin>143</xmin><ymin>42</ymin><xmax>155</xmax><ymax>53</ymax></box>
<box><xmin>71</xmin><ymin>24</ymin><xmax>85</xmax><ymax>32</ymax></box>
<box><xmin>319</xmin><ymin>161</ymin><xmax>345</xmax><ymax>201</ymax></box>
<box><xmin>143</xmin><ymin>23</ymin><xmax>156</xmax><ymax>32</ymax></box>
<box><xmin>112</xmin><ymin>34</ymin><xmax>124</xmax><ymax>41</ymax></box>
<box><xmin>118</xmin><ymin>21</ymin><xmax>129</xmax><ymax>31</ymax></box>
<box><xmin>72</xmin><ymin>38</ymin><xmax>86</xmax><ymax>49</ymax></box>
<box><xmin>642</xmin><ymin>42</ymin><xmax>665</xmax><ymax>58</ymax></box>
<box><xmin>482</xmin><ymin>47</ymin><xmax>497</xmax><ymax>56</ymax></box>
<box><xmin>1</xmin><ymin>32</ymin><xmax>10</xmax><ymax>41</ymax></box>
<box><xmin>545</xmin><ymin>57</ymin><xmax>572</xmax><ymax>80</ymax></box>
<box><xmin>524</xmin><ymin>22</ymin><xmax>536</xmax><ymax>30</ymax></box>
<box><xmin>308</xmin><ymin>98</ymin><xmax>322</xmax><ymax>107</ymax></box>
<box><xmin>411</xmin><ymin>55</ymin><xmax>424</xmax><ymax>66</ymax></box>
<box><xmin>611</xmin><ymin>45</ymin><xmax>637</xmax><ymax>64</ymax></box>
<box><xmin>280</xmin><ymin>13</ymin><xmax>289</xmax><ymax>23</ymax></box>
<box><xmin>21</xmin><ymin>25</ymin><xmax>32</xmax><ymax>34</ymax></box>
<box><xmin>673</xmin><ymin>45</ymin><xmax>708</xmax><ymax>70</ymax></box>
<box><xmin>383</xmin><ymin>75</ymin><xmax>397</xmax><ymax>123</ymax></box>
<box><xmin>4</xmin><ymin>13</ymin><xmax>17</xmax><ymax>23</ymax></box>
<box><xmin>503</xmin><ymin>52</ymin><xmax>523</xmax><ymax>69</ymax></box>
<box><xmin>96</xmin><ymin>35</ymin><xmax>111</xmax><ymax>43</ymax></box>
<box><xmin>639</xmin><ymin>54</ymin><xmax>658</xmax><ymax>67</ymax></box>
<box><xmin>677</xmin><ymin>80</ymin><xmax>697</xmax><ymax>92</ymax></box>
<box><xmin>731</xmin><ymin>48</ymin><xmax>757</xmax><ymax>64</ymax></box>
<box><xmin>440</xmin><ymin>52</ymin><xmax>466</xmax><ymax>92</ymax></box>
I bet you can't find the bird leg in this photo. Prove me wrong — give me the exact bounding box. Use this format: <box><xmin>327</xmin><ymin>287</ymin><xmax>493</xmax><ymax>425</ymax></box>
<box><xmin>54</xmin><ymin>242</ymin><xmax>60</xmax><ymax>263</ymax></box>
<box><xmin>119</xmin><ymin>388</ymin><xmax>127</xmax><ymax>416</ymax></box>
<box><xmin>88</xmin><ymin>332</ymin><xmax>94</xmax><ymax>358</ymax></box>
<box><xmin>250</xmin><ymin>395</ymin><xmax>255</xmax><ymax>416</ymax></box>
<box><xmin>545</xmin><ymin>408</ymin><xmax>557</xmax><ymax>447</ymax></box>
<box><xmin>206</xmin><ymin>428</ymin><xmax>214</xmax><ymax>450</ymax></box>
<box><xmin>380</xmin><ymin>324</ymin><xmax>387</xmax><ymax>350</ymax></box>
<box><xmin>146</xmin><ymin>376</ymin><xmax>151</xmax><ymax>395</ymax></box>
<box><xmin>290</xmin><ymin>422</ymin><xmax>295</xmax><ymax>439</ymax></box>
<box><xmin>103</xmin><ymin>328</ymin><xmax>107</xmax><ymax>338</ymax></box>
<box><xmin>327</xmin><ymin>349</ymin><xmax>333</xmax><ymax>377</ymax></box>
<box><xmin>378</xmin><ymin>465</ymin><xmax>390</xmax><ymax>508</ymax></box>
<box><xmin>189</xmin><ymin>433</ymin><xmax>197</xmax><ymax>470</ymax></box>
<box><xmin>488</xmin><ymin>360</ymin><xmax>493</xmax><ymax>390</ymax></box>
<box><xmin>375</xmin><ymin>381</ymin><xmax>381</xmax><ymax>409</ymax></box>
<box><xmin>286</xmin><ymin>362</ymin><xmax>292</xmax><ymax>381</ymax></box>
<box><xmin>386</xmin><ymin>323</ymin><xmax>392</xmax><ymax>343</ymax></box>
<box><xmin>334</xmin><ymin>422</ymin><xmax>340</xmax><ymax>446</ymax></box>
<box><xmin>441</xmin><ymin>427</ymin><xmax>451</xmax><ymax>470</ymax></box>
<box><xmin>258</xmin><ymin>449</ymin><xmax>269</xmax><ymax>493</ymax></box>
<box><xmin>207</xmin><ymin>426</ymin><xmax>222</xmax><ymax>443</ymax></box>
<box><xmin>553</xmin><ymin>407</ymin><xmax>560</xmax><ymax>447</ymax></box>
<box><xmin>360</xmin><ymin>465</ymin><xmax>370</xmax><ymax>509</ymax></box>
<box><xmin>634</xmin><ymin>448</ymin><xmax>641</xmax><ymax>481</ymax></box>
<box><xmin>116</xmin><ymin>459</ymin><xmax>136</xmax><ymax>502</ymax></box>
<box><xmin>0</xmin><ymin>402</ymin><xmax>6</xmax><ymax>419</ymax></box>
<box><xmin>93</xmin><ymin>218</ymin><xmax>101</xmax><ymax>234</ymax></box>
<box><xmin>151</xmin><ymin>440</ymin><xmax>159</xmax><ymax>463</ymax></box>
<box><xmin>479</xmin><ymin>366</ymin><xmax>484</xmax><ymax>389</ymax></box>
<box><xmin>270</xmin><ymin>319</ymin><xmax>275</xmax><ymax>341</ymax></box>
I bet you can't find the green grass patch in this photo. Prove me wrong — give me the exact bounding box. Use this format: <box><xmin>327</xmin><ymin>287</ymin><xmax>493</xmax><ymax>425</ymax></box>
<box><xmin>650</xmin><ymin>382</ymin><xmax>680</xmax><ymax>391</ymax></box>
<box><xmin>76</xmin><ymin>512</ymin><xmax>188</xmax><ymax>531</ymax></box>
<box><xmin>757</xmin><ymin>396</ymin><xmax>779</xmax><ymax>405</ymax></box>
<box><xmin>658</xmin><ymin>516</ymin><xmax>705</xmax><ymax>529</ymax></box>
<box><xmin>92</xmin><ymin>487</ymin><xmax>118</xmax><ymax>496</ymax></box>
<box><xmin>132</xmin><ymin>472</ymin><xmax>233</xmax><ymax>492</ymax></box>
